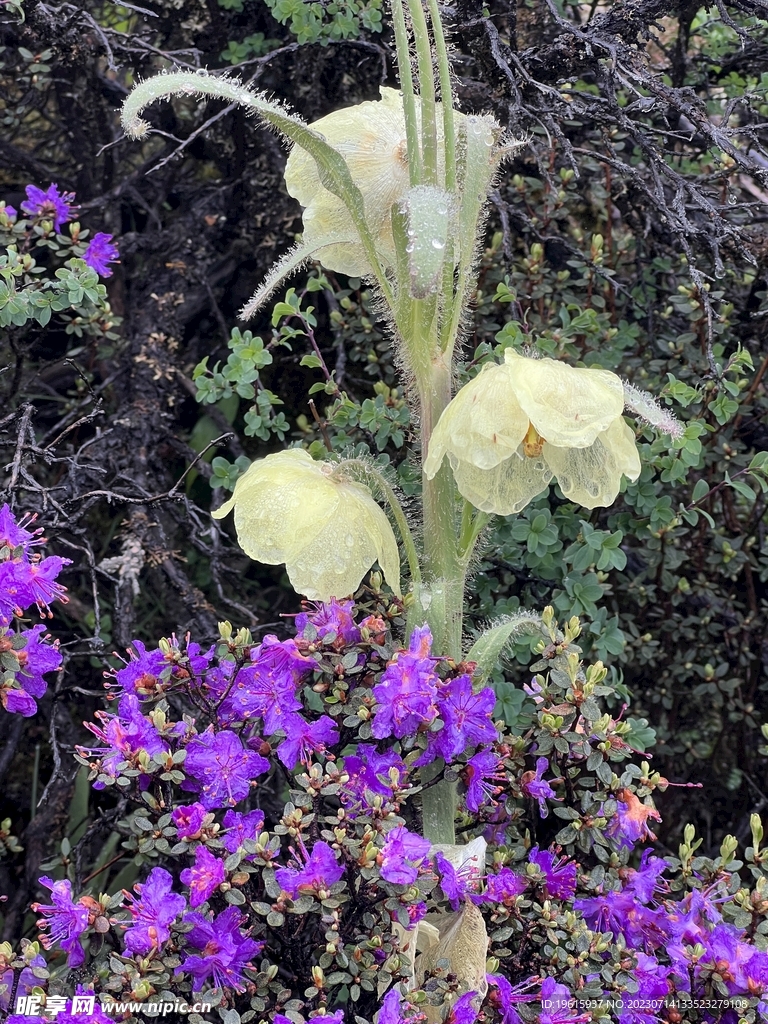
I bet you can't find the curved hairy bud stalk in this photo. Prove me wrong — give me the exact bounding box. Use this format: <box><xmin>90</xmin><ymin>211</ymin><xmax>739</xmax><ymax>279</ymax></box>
<box><xmin>622</xmin><ymin>381</ymin><xmax>685</xmax><ymax>439</ymax></box>
<box><xmin>121</xmin><ymin>70</ymin><xmax>393</xmax><ymax>310</ymax></box>
<box><xmin>239</xmin><ymin>241</ymin><xmax>322</xmax><ymax>321</ymax></box>
<box><xmin>466</xmin><ymin>611</ymin><xmax>543</xmax><ymax>686</ymax></box>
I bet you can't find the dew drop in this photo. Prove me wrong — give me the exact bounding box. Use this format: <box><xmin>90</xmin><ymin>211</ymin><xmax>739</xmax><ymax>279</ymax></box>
<box><xmin>344</xmin><ymin>534</ymin><xmax>355</xmax><ymax>548</ymax></box>
<box><xmin>405</xmin><ymin>242</ymin><xmax>415</xmax><ymax>254</ymax></box>
<box><xmin>195</xmin><ymin>67</ymin><xmax>208</xmax><ymax>76</ymax></box>
<box><xmin>431</xmin><ymin>239</ymin><xmax>445</xmax><ymax>250</ymax></box>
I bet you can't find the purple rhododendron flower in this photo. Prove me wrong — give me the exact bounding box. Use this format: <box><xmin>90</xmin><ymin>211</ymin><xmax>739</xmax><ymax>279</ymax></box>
<box><xmin>435</xmin><ymin>851</ymin><xmax>477</xmax><ymax>911</ymax></box>
<box><xmin>216</xmin><ymin>635</ymin><xmax>311</xmax><ymax>731</ymax></box>
<box><xmin>78</xmin><ymin>692</ymin><xmax>168</xmax><ymax>787</ymax></box>
<box><xmin>275</xmin><ymin>840</ymin><xmax>344</xmax><ymax>897</ymax></box>
<box><xmin>1</xmin><ymin>203</ymin><xmax>16</xmax><ymax>220</ymax></box>
<box><xmin>605</xmin><ymin>790</ymin><xmax>662</xmax><ymax>851</ymax></box>
<box><xmin>446</xmin><ymin>992</ymin><xmax>480</xmax><ymax>1024</ymax></box>
<box><xmin>380</xmin><ymin>826</ymin><xmax>431</xmax><ymax>885</ymax></box>
<box><xmin>82</xmin><ymin>232</ymin><xmax>118</xmax><ymax>277</ymax></box>
<box><xmin>123</xmin><ymin>867</ymin><xmax>186</xmax><ymax>955</ymax></box>
<box><xmin>172</xmin><ymin>802</ymin><xmax>208</xmax><ymax>840</ymax></box>
<box><xmin>112</xmin><ymin>640</ymin><xmax>168</xmax><ymax>698</ymax></box>
<box><xmin>21</xmin><ymin>183</ymin><xmax>76</xmax><ymax>231</ymax></box>
<box><xmin>58</xmin><ymin>987</ymin><xmax>114</xmax><ymax>1024</ymax></box>
<box><xmin>371</xmin><ymin>625</ymin><xmax>440</xmax><ymax>739</ymax></box>
<box><xmin>18</xmin><ymin>624</ymin><xmax>62</xmax><ymax>697</ymax></box>
<box><xmin>276</xmin><ymin>713</ymin><xmax>339</xmax><ymax>769</ymax></box>
<box><xmin>487</xmin><ymin>973</ymin><xmax>539</xmax><ymax>1024</ymax></box>
<box><xmin>418</xmin><ymin>675</ymin><xmax>497</xmax><ymax>764</ymax></box>
<box><xmin>620</xmin><ymin>849</ymin><xmax>669</xmax><ymax>903</ymax></box>
<box><xmin>697</xmin><ymin>922</ymin><xmax>768</xmax><ymax>996</ymax></box>
<box><xmin>0</xmin><ymin>505</ymin><xmax>45</xmax><ymax>553</ymax></box>
<box><xmin>378</xmin><ymin>989</ymin><xmax>406</xmax><ymax>1024</ymax></box>
<box><xmin>615</xmin><ymin>953</ymin><xmax>671</xmax><ymax>1024</ymax></box>
<box><xmin>221</xmin><ymin>808</ymin><xmax>265</xmax><ymax>854</ymax></box>
<box><xmin>184</xmin><ymin>727</ymin><xmax>269</xmax><ymax>809</ymax></box>
<box><xmin>31</xmin><ymin>877</ymin><xmax>89</xmax><ymax>967</ymax></box>
<box><xmin>2</xmin><ymin>687</ymin><xmax>37</xmax><ymax>716</ymax></box>
<box><xmin>521</xmin><ymin>757</ymin><xmax>559</xmax><ymax>818</ymax></box>
<box><xmin>0</xmin><ymin>954</ymin><xmax>46</xmax><ymax>1011</ymax></box>
<box><xmin>528</xmin><ymin>847</ymin><xmax>578</xmax><ymax>900</ymax></box>
<box><xmin>175</xmin><ymin>906</ymin><xmax>262</xmax><ymax>992</ymax></box>
<box><xmin>473</xmin><ymin>867</ymin><xmax>527</xmax><ymax>906</ymax></box>
<box><xmin>296</xmin><ymin>598</ymin><xmax>360</xmax><ymax>644</ymax></box>
<box><xmin>575</xmin><ymin>888</ymin><xmax>664</xmax><ymax>950</ymax></box>
<box><xmin>539</xmin><ymin>977</ymin><xmax>591</xmax><ymax>1024</ymax></box>
<box><xmin>0</xmin><ymin>555</ymin><xmax>70</xmax><ymax>623</ymax></box>
<box><xmin>180</xmin><ymin>845</ymin><xmax>226</xmax><ymax>907</ymax></box>
<box><xmin>463</xmin><ymin>748</ymin><xmax>504</xmax><ymax>813</ymax></box>
<box><xmin>342</xmin><ymin>744</ymin><xmax>407</xmax><ymax>808</ymax></box>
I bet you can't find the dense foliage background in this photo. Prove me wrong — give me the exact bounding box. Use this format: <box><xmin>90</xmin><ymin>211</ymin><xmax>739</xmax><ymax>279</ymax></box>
<box><xmin>1</xmin><ymin>0</ymin><xmax>768</xmax><ymax>949</ymax></box>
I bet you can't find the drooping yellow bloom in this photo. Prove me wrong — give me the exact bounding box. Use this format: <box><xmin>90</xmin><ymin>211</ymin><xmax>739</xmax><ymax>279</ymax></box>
<box><xmin>283</xmin><ymin>86</ymin><xmax>457</xmax><ymax>278</ymax></box>
<box><xmin>424</xmin><ymin>350</ymin><xmax>641</xmax><ymax>514</ymax></box>
<box><xmin>211</xmin><ymin>449</ymin><xmax>401</xmax><ymax>602</ymax></box>
<box><xmin>386</xmin><ymin>837</ymin><xmax>488</xmax><ymax>1016</ymax></box>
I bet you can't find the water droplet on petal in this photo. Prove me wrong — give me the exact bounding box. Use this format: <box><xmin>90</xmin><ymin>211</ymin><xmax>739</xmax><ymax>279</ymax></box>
<box><xmin>405</xmin><ymin>242</ymin><xmax>415</xmax><ymax>254</ymax></box>
<box><xmin>431</xmin><ymin>239</ymin><xmax>445</xmax><ymax>250</ymax></box>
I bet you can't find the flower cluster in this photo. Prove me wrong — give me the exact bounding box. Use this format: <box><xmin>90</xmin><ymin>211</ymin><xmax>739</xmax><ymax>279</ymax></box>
<box><xmin>0</xmin><ymin>506</ymin><xmax>67</xmax><ymax>716</ymax></box>
<box><xmin>6</xmin><ymin>600</ymin><xmax>757</xmax><ymax>1024</ymax></box>
<box><xmin>6</xmin><ymin>183</ymin><xmax>119</xmax><ymax>278</ymax></box>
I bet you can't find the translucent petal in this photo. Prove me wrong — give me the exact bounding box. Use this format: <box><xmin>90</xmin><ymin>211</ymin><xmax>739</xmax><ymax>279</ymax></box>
<box><xmin>211</xmin><ymin>450</ymin><xmax>334</xmax><ymax>563</ymax></box>
<box><xmin>212</xmin><ymin>450</ymin><xmax>401</xmax><ymax>601</ymax></box>
<box><xmin>449</xmin><ymin>448</ymin><xmax>552</xmax><ymax>515</ymax></box>
<box><xmin>415</xmin><ymin>904</ymin><xmax>488</xmax><ymax>1017</ymax></box>
<box><xmin>543</xmin><ymin>416</ymin><xmax>641</xmax><ymax>509</ymax></box>
<box><xmin>424</xmin><ymin>363</ymin><xmax>529</xmax><ymax>478</ymax></box>
<box><xmin>505</xmin><ymin>349</ymin><xmax>625</xmax><ymax>447</ymax></box>
<box><xmin>289</xmin><ymin>482</ymin><xmax>401</xmax><ymax>602</ymax></box>
<box><xmin>284</xmin><ymin>87</ymin><xmax>411</xmax><ymax>276</ymax></box>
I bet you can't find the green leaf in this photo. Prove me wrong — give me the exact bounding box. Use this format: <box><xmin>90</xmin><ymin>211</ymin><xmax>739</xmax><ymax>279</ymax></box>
<box><xmin>300</xmin><ymin>353</ymin><xmax>323</xmax><ymax>369</ymax></box>
<box><xmin>691</xmin><ymin>478</ymin><xmax>709</xmax><ymax>502</ymax></box>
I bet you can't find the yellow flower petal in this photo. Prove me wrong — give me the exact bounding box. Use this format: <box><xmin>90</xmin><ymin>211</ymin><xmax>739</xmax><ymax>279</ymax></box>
<box><xmin>504</xmin><ymin>349</ymin><xmax>625</xmax><ymax>447</ymax></box>
<box><xmin>284</xmin><ymin>87</ymin><xmax>411</xmax><ymax>277</ymax></box>
<box><xmin>424</xmin><ymin>362</ymin><xmax>529</xmax><ymax>477</ymax></box>
<box><xmin>543</xmin><ymin>416</ymin><xmax>641</xmax><ymax>509</ymax></box>
<box><xmin>449</xmin><ymin>448</ymin><xmax>553</xmax><ymax>515</ymax></box>
<box><xmin>212</xmin><ymin>449</ymin><xmax>401</xmax><ymax>601</ymax></box>
<box><xmin>283</xmin><ymin>87</ymin><xmax>469</xmax><ymax>279</ymax></box>
<box><xmin>414</xmin><ymin>904</ymin><xmax>488</xmax><ymax>1022</ymax></box>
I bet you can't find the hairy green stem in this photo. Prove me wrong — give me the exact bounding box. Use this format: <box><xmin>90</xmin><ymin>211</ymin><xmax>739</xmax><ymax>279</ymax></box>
<box><xmin>426</xmin><ymin>0</ymin><xmax>456</xmax><ymax>190</ymax></box>
<box><xmin>415</xmin><ymin>346</ymin><xmax>464</xmax><ymax>845</ymax></box>
<box><xmin>409</xmin><ymin>0</ymin><xmax>438</xmax><ymax>185</ymax></box>
<box><xmin>391</xmin><ymin>0</ymin><xmax>422</xmax><ymax>186</ymax></box>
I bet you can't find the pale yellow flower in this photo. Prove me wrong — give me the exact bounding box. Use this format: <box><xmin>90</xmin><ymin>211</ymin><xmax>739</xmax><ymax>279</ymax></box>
<box><xmin>385</xmin><ymin>838</ymin><xmax>488</xmax><ymax>1018</ymax></box>
<box><xmin>424</xmin><ymin>350</ymin><xmax>641</xmax><ymax>514</ymax></box>
<box><xmin>284</xmin><ymin>86</ymin><xmax>459</xmax><ymax>278</ymax></box>
<box><xmin>212</xmin><ymin>449</ymin><xmax>401</xmax><ymax>602</ymax></box>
